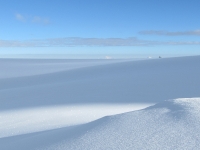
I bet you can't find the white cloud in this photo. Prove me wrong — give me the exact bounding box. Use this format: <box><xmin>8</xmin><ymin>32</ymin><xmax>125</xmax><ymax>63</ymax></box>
<box><xmin>15</xmin><ymin>13</ymin><xmax>50</xmax><ymax>25</ymax></box>
<box><xmin>139</xmin><ymin>30</ymin><xmax>200</xmax><ymax>36</ymax></box>
<box><xmin>105</xmin><ymin>56</ymin><xmax>112</xmax><ymax>59</ymax></box>
<box><xmin>1</xmin><ymin>37</ymin><xmax>200</xmax><ymax>47</ymax></box>
<box><xmin>15</xmin><ymin>13</ymin><xmax>25</xmax><ymax>22</ymax></box>
<box><xmin>0</xmin><ymin>39</ymin><xmax>38</xmax><ymax>47</ymax></box>
<box><xmin>32</xmin><ymin>16</ymin><xmax>50</xmax><ymax>25</ymax></box>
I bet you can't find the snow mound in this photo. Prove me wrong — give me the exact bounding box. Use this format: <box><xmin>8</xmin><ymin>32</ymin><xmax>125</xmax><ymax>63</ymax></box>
<box><xmin>2</xmin><ymin>98</ymin><xmax>200</xmax><ymax>150</ymax></box>
<box><xmin>55</xmin><ymin>98</ymin><xmax>200</xmax><ymax>150</ymax></box>
<box><xmin>1</xmin><ymin>56</ymin><xmax>200</xmax><ymax>149</ymax></box>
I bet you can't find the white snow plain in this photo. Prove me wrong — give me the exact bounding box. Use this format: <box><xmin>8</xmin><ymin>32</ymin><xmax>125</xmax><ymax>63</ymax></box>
<box><xmin>1</xmin><ymin>56</ymin><xmax>200</xmax><ymax>149</ymax></box>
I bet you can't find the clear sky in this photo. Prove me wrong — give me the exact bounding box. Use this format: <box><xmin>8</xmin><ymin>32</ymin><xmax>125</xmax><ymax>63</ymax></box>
<box><xmin>1</xmin><ymin>0</ymin><xmax>200</xmax><ymax>59</ymax></box>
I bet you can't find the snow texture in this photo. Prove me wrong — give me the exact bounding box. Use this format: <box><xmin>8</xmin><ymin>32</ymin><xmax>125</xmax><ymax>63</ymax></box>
<box><xmin>1</xmin><ymin>98</ymin><xmax>200</xmax><ymax>150</ymax></box>
<box><xmin>0</xmin><ymin>56</ymin><xmax>200</xmax><ymax>149</ymax></box>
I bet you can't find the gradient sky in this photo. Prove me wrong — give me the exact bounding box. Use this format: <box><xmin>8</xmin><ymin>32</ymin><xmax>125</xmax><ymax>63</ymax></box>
<box><xmin>1</xmin><ymin>0</ymin><xmax>200</xmax><ymax>59</ymax></box>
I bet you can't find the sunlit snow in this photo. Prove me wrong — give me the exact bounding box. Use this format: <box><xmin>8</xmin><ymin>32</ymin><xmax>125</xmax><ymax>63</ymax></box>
<box><xmin>1</xmin><ymin>56</ymin><xmax>200</xmax><ymax>149</ymax></box>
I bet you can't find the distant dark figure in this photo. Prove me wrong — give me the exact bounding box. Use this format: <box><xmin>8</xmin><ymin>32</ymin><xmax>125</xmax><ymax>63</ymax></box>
<box><xmin>159</xmin><ymin>56</ymin><xmax>162</xmax><ymax>58</ymax></box>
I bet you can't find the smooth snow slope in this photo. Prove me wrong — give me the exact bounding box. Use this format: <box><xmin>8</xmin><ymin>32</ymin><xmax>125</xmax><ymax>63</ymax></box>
<box><xmin>1</xmin><ymin>56</ymin><xmax>200</xmax><ymax>110</ymax></box>
<box><xmin>1</xmin><ymin>98</ymin><xmax>200</xmax><ymax>150</ymax></box>
<box><xmin>1</xmin><ymin>59</ymin><xmax>140</xmax><ymax>138</ymax></box>
<box><xmin>0</xmin><ymin>59</ymin><xmax>122</xmax><ymax>79</ymax></box>
<box><xmin>1</xmin><ymin>56</ymin><xmax>200</xmax><ymax>149</ymax></box>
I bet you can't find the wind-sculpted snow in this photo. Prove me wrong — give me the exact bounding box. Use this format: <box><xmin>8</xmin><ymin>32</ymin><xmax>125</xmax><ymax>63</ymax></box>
<box><xmin>1</xmin><ymin>98</ymin><xmax>200</xmax><ymax>150</ymax></box>
<box><xmin>62</xmin><ymin>98</ymin><xmax>200</xmax><ymax>150</ymax></box>
<box><xmin>0</xmin><ymin>59</ymin><xmax>121</xmax><ymax>79</ymax></box>
<box><xmin>0</xmin><ymin>104</ymin><xmax>146</xmax><ymax>138</ymax></box>
<box><xmin>1</xmin><ymin>56</ymin><xmax>200</xmax><ymax>149</ymax></box>
<box><xmin>0</xmin><ymin>56</ymin><xmax>200</xmax><ymax>110</ymax></box>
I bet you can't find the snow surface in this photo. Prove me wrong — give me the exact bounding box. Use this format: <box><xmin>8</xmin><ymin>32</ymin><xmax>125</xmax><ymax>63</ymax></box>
<box><xmin>1</xmin><ymin>98</ymin><xmax>200</xmax><ymax>150</ymax></box>
<box><xmin>1</xmin><ymin>56</ymin><xmax>200</xmax><ymax>149</ymax></box>
<box><xmin>0</xmin><ymin>59</ymin><xmax>123</xmax><ymax>79</ymax></box>
<box><xmin>0</xmin><ymin>104</ymin><xmax>148</xmax><ymax>138</ymax></box>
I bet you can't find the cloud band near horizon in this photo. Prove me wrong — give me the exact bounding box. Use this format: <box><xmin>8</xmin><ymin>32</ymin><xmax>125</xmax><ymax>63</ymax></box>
<box><xmin>1</xmin><ymin>37</ymin><xmax>200</xmax><ymax>47</ymax></box>
<box><xmin>139</xmin><ymin>30</ymin><xmax>200</xmax><ymax>36</ymax></box>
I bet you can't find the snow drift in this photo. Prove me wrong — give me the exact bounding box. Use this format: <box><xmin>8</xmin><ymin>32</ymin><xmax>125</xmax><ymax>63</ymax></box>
<box><xmin>1</xmin><ymin>56</ymin><xmax>200</xmax><ymax>110</ymax></box>
<box><xmin>1</xmin><ymin>56</ymin><xmax>200</xmax><ymax>149</ymax></box>
<box><xmin>1</xmin><ymin>98</ymin><xmax>200</xmax><ymax>150</ymax></box>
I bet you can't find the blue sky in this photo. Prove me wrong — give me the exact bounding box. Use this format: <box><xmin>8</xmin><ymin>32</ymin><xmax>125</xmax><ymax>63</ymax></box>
<box><xmin>1</xmin><ymin>0</ymin><xmax>200</xmax><ymax>59</ymax></box>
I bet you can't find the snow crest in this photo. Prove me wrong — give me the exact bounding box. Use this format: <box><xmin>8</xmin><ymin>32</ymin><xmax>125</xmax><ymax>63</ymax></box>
<box><xmin>1</xmin><ymin>98</ymin><xmax>200</xmax><ymax>150</ymax></box>
<box><xmin>1</xmin><ymin>56</ymin><xmax>200</xmax><ymax>149</ymax></box>
<box><xmin>53</xmin><ymin>98</ymin><xmax>200</xmax><ymax>150</ymax></box>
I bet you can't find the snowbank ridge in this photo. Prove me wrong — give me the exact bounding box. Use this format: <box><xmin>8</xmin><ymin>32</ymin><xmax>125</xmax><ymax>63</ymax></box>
<box><xmin>1</xmin><ymin>98</ymin><xmax>200</xmax><ymax>150</ymax></box>
<box><xmin>56</xmin><ymin>98</ymin><xmax>200</xmax><ymax>150</ymax></box>
<box><xmin>1</xmin><ymin>56</ymin><xmax>200</xmax><ymax>149</ymax></box>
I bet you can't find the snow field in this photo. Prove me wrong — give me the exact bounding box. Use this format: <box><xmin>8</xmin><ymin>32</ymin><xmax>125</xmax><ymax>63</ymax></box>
<box><xmin>1</xmin><ymin>56</ymin><xmax>200</xmax><ymax>149</ymax></box>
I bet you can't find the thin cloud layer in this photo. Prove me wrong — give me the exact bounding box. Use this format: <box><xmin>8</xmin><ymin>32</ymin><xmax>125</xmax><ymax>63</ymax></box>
<box><xmin>0</xmin><ymin>39</ymin><xmax>38</xmax><ymax>47</ymax></box>
<box><xmin>15</xmin><ymin>13</ymin><xmax>26</xmax><ymax>22</ymax></box>
<box><xmin>49</xmin><ymin>37</ymin><xmax>154</xmax><ymax>46</ymax></box>
<box><xmin>1</xmin><ymin>37</ymin><xmax>200</xmax><ymax>47</ymax></box>
<box><xmin>15</xmin><ymin>13</ymin><xmax>50</xmax><ymax>25</ymax></box>
<box><xmin>139</xmin><ymin>30</ymin><xmax>200</xmax><ymax>36</ymax></box>
<box><xmin>32</xmin><ymin>16</ymin><xmax>50</xmax><ymax>25</ymax></box>
<box><xmin>0</xmin><ymin>37</ymin><xmax>156</xmax><ymax>47</ymax></box>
